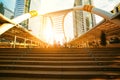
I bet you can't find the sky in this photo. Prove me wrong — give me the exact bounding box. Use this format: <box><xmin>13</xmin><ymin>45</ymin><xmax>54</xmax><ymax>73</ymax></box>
<box><xmin>40</xmin><ymin>0</ymin><xmax>74</xmax><ymax>14</ymax></box>
<box><xmin>41</xmin><ymin>0</ymin><xmax>120</xmax><ymax>14</ymax></box>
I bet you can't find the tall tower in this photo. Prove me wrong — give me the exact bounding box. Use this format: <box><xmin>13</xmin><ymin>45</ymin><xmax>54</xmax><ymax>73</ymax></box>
<box><xmin>73</xmin><ymin>0</ymin><xmax>84</xmax><ymax>38</ymax></box>
<box><xmin>14</xmin><ymin>0</ymin><xmax>31</xmax><ymax>29</ymax></box>
<box><xmin>73</xmin><ymin>0</ymin><xmax>96</xmax><ymax>38</ymax></box>
<box><xmin>24</xmin><ymin>0</ymin><xmax>31</xmax><ymax>29</ymax></box>
<box><xmin>14</xmin><ymin>0</ymin><xmax>25</xmax><ymax>17</ymax></box>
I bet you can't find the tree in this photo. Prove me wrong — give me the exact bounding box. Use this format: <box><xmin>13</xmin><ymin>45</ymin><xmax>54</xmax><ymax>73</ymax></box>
<box><xmin>0</xmin><ymin>2</ymin><xmax>4</xmax><ymax>14</ymax></box>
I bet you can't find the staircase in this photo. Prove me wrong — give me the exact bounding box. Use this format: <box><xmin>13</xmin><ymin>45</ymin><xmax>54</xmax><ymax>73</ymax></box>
<box><xmin>0</xmin><ymin>48</ymin><xmax>120</xmax><ymax>80</ymax></box>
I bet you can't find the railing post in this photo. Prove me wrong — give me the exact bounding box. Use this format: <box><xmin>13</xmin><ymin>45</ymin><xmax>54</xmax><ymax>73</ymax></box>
<box><xmin>30</xmin><ymin>40</ymin><xmax>32</xmax><ymax>48</ymax></box>
<box><xmin>24</xmin><ymin>38</ymin><xmax>27</xmax><ymax>48</ymax></box>
<box><xmin>13</xmin><ymin>35</ymin><xmax>16</xmax><ymax>48</ymax></box>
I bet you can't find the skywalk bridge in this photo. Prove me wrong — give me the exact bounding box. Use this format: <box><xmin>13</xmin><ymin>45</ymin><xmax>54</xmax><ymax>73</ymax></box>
<box><xmin>0</xmin><ymin>5</ymin><xmax>120</xmax><ymax>48</ymax></box>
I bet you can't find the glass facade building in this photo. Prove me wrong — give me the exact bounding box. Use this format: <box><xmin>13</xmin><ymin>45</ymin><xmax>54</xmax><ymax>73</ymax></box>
<box><xmin>73</xmin><ymin>0</ymin><xmax>96</xmax><ymax>38</ymax></box>
<box><xmin>14</xmin><ymin>0</ymin><xmax>24</xmax><ymax>17</ymax></box>
<box><xmin>14</xmin><ymin>0</ymin><xmax>31</xmax><ymax>29</ymax></box>
<box><xmin>0</xmin><ymin>1</ymin><xmax>14</xmax><ymax>19</ymax></box>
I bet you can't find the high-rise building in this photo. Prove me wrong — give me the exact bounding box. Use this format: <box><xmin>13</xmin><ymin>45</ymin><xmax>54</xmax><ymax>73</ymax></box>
<box><xmin>24</xmin><ymin>0</ymin><xmax>31</xmax><ymax>29</ymax></box>
<box><xmin>0</xmin><ymin>2</ymin><xmax>4</xmax><ymax>14</ymax></box>
<box><xmin>4</xmin><ymin>7</ymin><xmax>14</xmax><ymax>19</ymax></box>
<box><xmin>73</xmin><ymin>0</ymin><xmax>96</xmax><ymax>38</ymax></box>
<box><xmin>14</xmin><ymin>0</ymin><xmax>24</xmax><ymax>17</ymax></box>
<box><xmin>14</xmin><ymin>0</ymin><xmax>31</xmax><ymax>28</ymax></box>
<box><xmin>0</xmin><ymin>1</ymin><xmax>14</xmax><ymax>19</ymax></box>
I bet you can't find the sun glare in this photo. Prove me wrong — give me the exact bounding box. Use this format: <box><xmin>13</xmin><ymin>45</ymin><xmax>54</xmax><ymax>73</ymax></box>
<box><xmin>41</xmin><ymin>11</ymin><xmax>74</xmax><ymax>46</ymax></box>
<box><xmin>43</xmin><ymin>18</ymin><xmax>54</xmax><ymax>45</ymax></box>
<box><xmin>44</xmin><ymin>26</ymin><xmax>65</xmax><ymax>45</ymax></box>
<box><xmin>43</xmin><ymin>17</ymin><xmax>65</xmax><ymax>46</ymax></box>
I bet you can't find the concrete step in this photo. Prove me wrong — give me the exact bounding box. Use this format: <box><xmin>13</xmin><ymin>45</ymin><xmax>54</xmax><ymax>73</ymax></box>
<box><xmin>0</xmin><ymin>53</ymin><xmax>90</xmax><ymax>57</ymax></box>
<box><xmin>0</xmin><ymin>56</ymin><xmax>120</xmax><ymax>61</ymax></box>
<box><xmin>0</xmin><ymin>70</ymin><xmax>120</xmax><ymax>79</ymax></box>
<box><xmin>0</xmin><ymin>64</ymin><xmax>120</xmax><ymax>71</ymax></box>
<box><xmin>2</xmin><ymin>77</ymin><xmax>117</xmax><ymax>80</ymax></box>
<box><xmin>1</xmin><ymin>53</ymin><xmax>120</xmax><ymax>58</ymax></box>
<box><xmin>0</xmin><ymin>48</ymin><xmax>87</xmax><ymax>53</ymax></box>
<box><xmin>0</xmin><ymin>56</ymin><xmax>95</xmax><ymax>61</ymax></box>
<box><xmin>0</xmin><ymin>60</ymin><xmax>120</xmax><ymax>66</ymax></box>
